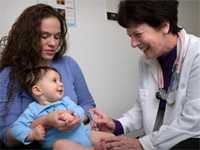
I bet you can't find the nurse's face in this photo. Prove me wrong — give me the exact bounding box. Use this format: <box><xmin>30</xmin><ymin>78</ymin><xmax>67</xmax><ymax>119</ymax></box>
<box><xmin>127</xmin><ymin>23</ymin><xmax>169</xmax><ymax>59</ymax></box>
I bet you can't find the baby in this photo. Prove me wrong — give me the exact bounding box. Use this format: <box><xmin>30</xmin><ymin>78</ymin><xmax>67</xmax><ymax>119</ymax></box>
<box><xmin>11</xmin><ymin>66</ymin><xmax>113</xmax><ymax>149</ymax></box>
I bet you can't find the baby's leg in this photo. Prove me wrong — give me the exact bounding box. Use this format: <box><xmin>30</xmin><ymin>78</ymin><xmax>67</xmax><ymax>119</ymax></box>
<box><xmin>53</xmin><ymin>139</ymin><xmax>94</xmax><ymax>150</ymax></box>
<box><xmin>91</xmin><ymin>130</ymin><xmax>115</xmax><ymax>146</ymax></box>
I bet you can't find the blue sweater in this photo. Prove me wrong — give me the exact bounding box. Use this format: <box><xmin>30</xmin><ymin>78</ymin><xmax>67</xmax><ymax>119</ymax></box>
<box><xmin>0</xmin><ymin>56</ymin><xmax>96</xmax><ymax>144</ymax></box>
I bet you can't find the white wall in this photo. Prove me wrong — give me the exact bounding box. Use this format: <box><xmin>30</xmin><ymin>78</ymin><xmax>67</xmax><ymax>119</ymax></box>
<box><xmin>0</xmin><ymin>0</ymin><xmax>199</xmax><ymax>119</ymax></box>
<box><xmin>178</xmin><ymin>0</ymin><xmax>200</xmax><ymax>36</ymax></box>
<box><xmin>0</xmin><ymin>0</ymin><xmax>37</xmax><ymax>36</ymax></box>
<box><xmin>198</xmin><ymin>0</ymin><xmax>200</xmax><ymax>35</ymax></box>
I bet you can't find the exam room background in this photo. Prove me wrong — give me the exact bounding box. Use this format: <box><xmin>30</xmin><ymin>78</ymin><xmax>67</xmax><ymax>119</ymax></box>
<box><xmin>0</xmin><ymin>0</ymin><xmax>200</xmax><ymax>118</ymax></box>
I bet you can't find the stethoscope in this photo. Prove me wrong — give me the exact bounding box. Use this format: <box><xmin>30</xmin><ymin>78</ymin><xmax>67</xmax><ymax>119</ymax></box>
<box><xmin>156</xmin><ymin>32</ymin><xmax>188</xmax><ymax>105</ymax></box>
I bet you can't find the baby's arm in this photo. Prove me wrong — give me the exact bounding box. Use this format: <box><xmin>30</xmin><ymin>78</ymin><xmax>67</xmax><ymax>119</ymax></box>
<box><xmin>27</xmin><ymin>124</ymin><xmax>45</xmax><ymax>142</ymax></box>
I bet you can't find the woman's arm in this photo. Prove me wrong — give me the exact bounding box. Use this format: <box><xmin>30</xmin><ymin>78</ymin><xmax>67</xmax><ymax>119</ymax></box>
<box><xmin>67</xmin><ymin>57</ymin><xmax>96</xmax><ymax>111</ymax></box>
<box><xmin>67</xmin><ymin>57</ymin><xmax>96</xmax><ymax>123</ymax></box>
<box><xmin>6</xmin><ymin>129</ymin><xmax>21</xmax><ymax>146</ymax></box>
<box><xmin>0</xmin><ymin>68</ymin><xmax>25</xmax><ymax>146</ymax></box>
<box><xmin>27</xmin><ymin>125</ymin><xmax>45</xmax><ymax>142</ymax></box>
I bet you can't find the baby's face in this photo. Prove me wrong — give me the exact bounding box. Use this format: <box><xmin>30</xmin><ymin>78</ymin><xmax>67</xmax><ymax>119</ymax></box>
<box><xmin>37</xmin><ymin>70</ymin><xmax>64</xmax><ymax>103</ymax></box>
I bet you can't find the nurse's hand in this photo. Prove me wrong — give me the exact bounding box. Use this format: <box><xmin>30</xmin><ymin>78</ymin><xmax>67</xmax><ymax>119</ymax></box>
<box><xmin>90</xmin><ymin>108</ymin><xmax>115</xmax><ymax>133</ymax></box>
<box><xmin>95</xmin><ymin>136</ymin><xmax>143</xmax><ymax>150</ymax></box>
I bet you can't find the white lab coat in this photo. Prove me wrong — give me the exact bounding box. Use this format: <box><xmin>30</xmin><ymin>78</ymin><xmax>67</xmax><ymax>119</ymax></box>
<box><xmin>118</xmin><ymin>29</ymin><xmax>200</xmax><ymax>150</ymax></box>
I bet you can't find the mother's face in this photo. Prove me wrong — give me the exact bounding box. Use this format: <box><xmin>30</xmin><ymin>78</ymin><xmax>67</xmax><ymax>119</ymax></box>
<box><xmin>40</xmin><ymin>17</ymin><xmax>61</xmax><ymax>62</ymax></box>
<box><xmin>127</xmin><ymin>23</ymin><xmax>170</xmax><ymax>59</ymax></box>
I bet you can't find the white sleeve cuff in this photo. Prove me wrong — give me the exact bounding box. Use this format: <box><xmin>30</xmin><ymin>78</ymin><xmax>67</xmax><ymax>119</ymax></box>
<box><xmin>139</xmin><ymin>135</ymin><xmax>155</xmax><ymax>150</ymax></box>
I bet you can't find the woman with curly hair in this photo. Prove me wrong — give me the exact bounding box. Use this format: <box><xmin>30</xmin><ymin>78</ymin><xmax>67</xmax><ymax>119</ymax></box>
<box><xmin>0</xmin><ymin>3</ymin><xmax>96</xmax><ymax>148</ymax></box>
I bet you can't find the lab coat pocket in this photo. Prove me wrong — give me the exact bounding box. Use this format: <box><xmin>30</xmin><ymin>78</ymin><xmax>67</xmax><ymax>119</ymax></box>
<box><xmin>139</xmin><ymin>89</ymin><xmax>150</xmax><ymax>104</ymax></box>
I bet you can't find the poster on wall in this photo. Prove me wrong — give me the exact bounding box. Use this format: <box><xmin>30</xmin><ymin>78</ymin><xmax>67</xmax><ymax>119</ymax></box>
<box><xmin>106</xmin><ymin>0</ymin><xmax>120</xmax><ymax>21</ymax></box>
<box><xmin>37</xmin><ymin>0</ymin><xmax>76</xmax><ymax>27</ymax></box>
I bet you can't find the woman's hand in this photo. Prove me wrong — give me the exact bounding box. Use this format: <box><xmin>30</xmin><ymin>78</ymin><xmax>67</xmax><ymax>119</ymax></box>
<box><xmin>94</xmin><ymin>136</ymin><xmax>143</xmax><ymax>150</ymax></box>
<box><xmin>6</xmin><ymin>129</ymin><xmax>22</xmax><ymax>146</ymax></box>
<box><xmin>90</xmin><ymin>108</ymin><xmax>115</xmax><ymax>132</ymax></box>
<box><xmin>58</xmin><ymin>111</ymin><xmax>81</xmax><ymax>131</ymax></box>
<box><xmin>28</xmin><ymin>124</ymin><xmax>45</xmax><ymax>141</ymax></box>
<box><xmin>32</xmin><ymin>110</ymin><xmax>80</xmax><ymax>131</ymax></box>
<box><xmin>48</xmin><ymin>110</ymin><xmax>81</xmax><ymax>131</ymax></box>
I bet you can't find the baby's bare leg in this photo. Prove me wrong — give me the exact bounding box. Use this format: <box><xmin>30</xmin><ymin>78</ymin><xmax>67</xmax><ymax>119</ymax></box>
<box><xmin>91</xmin><ymin>130</ymin><xmax>115</xmax><ymax>146</ymax></box>
<box><xmin>53</xmin><ymin>139</ymin><xmax>94</xmax><ymax>150</ymax></box>
<box><xmin>52</xmin><ymin>131</ymin><xmax>115</xmax><ymax>150</ymax></box>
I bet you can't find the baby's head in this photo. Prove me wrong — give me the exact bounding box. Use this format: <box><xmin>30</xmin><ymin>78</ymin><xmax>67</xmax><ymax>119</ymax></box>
<box><xmin>23</xmin><ymin>66</ymin><xmax>64</xmax><ymax>105</ymax></box>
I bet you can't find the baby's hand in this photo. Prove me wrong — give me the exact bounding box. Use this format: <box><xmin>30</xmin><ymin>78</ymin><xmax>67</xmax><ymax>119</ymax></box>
<box><xmin>59</xmin><ymin>111</ymin><xmax>75</xmax><ymax>122</ymax></box>
<box><xmin>28</xmin><ymin>124</ymin><xmax>45</xmax><ymax>141</ymax></box>
<box><xmin>54</xmin><ymin>110</ymin><xmax>81</xmax><ymax>131</ymax></box>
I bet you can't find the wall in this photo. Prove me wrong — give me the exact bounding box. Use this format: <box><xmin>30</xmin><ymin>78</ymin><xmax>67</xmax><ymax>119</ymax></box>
<box><xmin>178</xmin><ymin>0</ymin><xmax>200</xmax><ymax>36</ymax></box>
<box><xmin>0</xmin><ymin>0</ymin><xmax>37</xmax><ymax>36</ymax></box>
<box><xmin>0</xmin><ymin>0</ymin><xmax>199</xmax><ymax>119</ymax></box>
<box><xmin>198</xmin><ymin>0</ymin><xmax>200</xmax><ymax>35</ymax></box>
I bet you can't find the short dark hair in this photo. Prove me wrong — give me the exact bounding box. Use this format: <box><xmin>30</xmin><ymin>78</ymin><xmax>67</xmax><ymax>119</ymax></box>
<box><xmin>22</xmin><ymin>66</ymin><xmax>60</xmax><ymax>95</ymax></box>
<box><xmin>118</xmin><ymin>0</ymin><xmax>181</xmax><ymax>34</ymax></box>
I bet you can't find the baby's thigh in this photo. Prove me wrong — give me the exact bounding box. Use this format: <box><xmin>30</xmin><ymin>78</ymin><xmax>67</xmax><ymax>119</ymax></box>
<box><xmin>53</xmin><ymin>139</ymin><xmax>93</xmax><ymax>150</ymax></box>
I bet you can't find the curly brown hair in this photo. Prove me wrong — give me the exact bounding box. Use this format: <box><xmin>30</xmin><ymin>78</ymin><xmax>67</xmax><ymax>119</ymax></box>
<box><xmin>0</xmin><ymin>3</ymin><xmax>67</xmax><ymax>101</ymax></box>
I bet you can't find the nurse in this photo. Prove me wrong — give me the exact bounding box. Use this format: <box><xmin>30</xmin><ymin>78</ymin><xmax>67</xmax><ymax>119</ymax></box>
<box><xmin>92</xmin><ymin>0</ymin><xmax>200</xmax><ymax>149</ymax></box>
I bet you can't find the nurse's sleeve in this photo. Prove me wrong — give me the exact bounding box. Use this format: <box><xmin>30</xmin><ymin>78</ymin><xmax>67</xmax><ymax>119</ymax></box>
<box><xmin>118</xmin><ymin>100</ymin><xmax>144</xmax><ymax>135</ymax></box>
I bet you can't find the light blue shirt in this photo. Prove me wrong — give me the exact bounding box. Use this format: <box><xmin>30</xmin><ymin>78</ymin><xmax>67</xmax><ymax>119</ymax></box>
<box><xmin>0</xmin><ymin>56</ymin><xmax>96</xmax><ymax>144</ymax></box>
<box><xmin>11</xmin><ymin>96</ymin><xmax>92</xmax><ymax>148</ymax></box>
